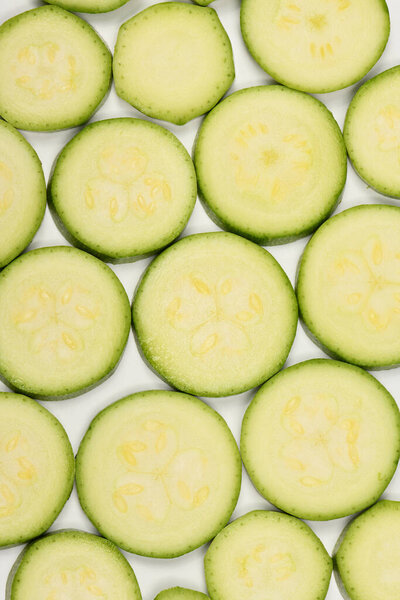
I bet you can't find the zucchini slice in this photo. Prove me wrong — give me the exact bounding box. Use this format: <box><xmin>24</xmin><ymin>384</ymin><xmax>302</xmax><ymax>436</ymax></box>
<box><xmin>297</xmin><ymin>204</ymin><xmax>400</xmax><ymax>368</ymax></box>
<box><xmin>205</xmin><ymin>510</ymin><xmax>332</xmax><ymax>600</ymax></box>
<box><xmin>240</xmin><ymin>0</ymin><xmax>390</xmax><ymax>93</ymax></box>
<box><xmin>0</xmin><ymin>246</ymin><xmax>130</xmax><ymax>399</ymax></box>
<box><xmin>241</xmin><ymin>359</ymin><xmax>400</xmax><ymax>521</ymax></box>
<box><xmin>155</xmin><ymin>588</ymin><xmax>209</xmax><ymax>600</ymax></box>
<box><xmin>6</xmin><ymin>530</ymin><xmax>142</xmax><ymax>600</ymax></box>
<box><xmin>0</xmin><ymin>392</ymin><xmax>74</xmax><ymax>548</ymax></box>
<box><xmin>0</xmin><ymin>121</ymin><xmax>45</xmax><ymax>268</ymax></box>
<box><xmin>113</xmin><ymin>2</ymin><xmax>234</xmax><ymax>125</ymax></box>
<box><xmin>0</xmin><ymin>6</ymin><xmax>111</xmax><ymax>131</ymax></box>
<box><xmin>194</xmin><ymin>86</ymin><xmax>347</xmax><ymax>244</ymax></box>
<box><xmin>334</xmin><ymin>500</ymin><xmax>400</xmax><ymax>600</ymax></box>
<box><xmin>49</xmin><ymin>118</ymin><xmax>197</xmax><ymax>262</ymax></box>
<box><xmin>44</xmin><ymin>0</ymin><xmax>130</xmax><ymax>12</ymax></box>
<box><xmin>132</xmin><ymin>232</ymin><xmax>297</xmax><ymax>397</ymax></box>
<box><xmin>344</xmin><ymin>66</ymin><xmax>400</xmax><ymax>198</ymax></box>
<box><xmin>76</xmin><ymin>390</ymin><xmax>242</xmax><ymax>558</ymax></box>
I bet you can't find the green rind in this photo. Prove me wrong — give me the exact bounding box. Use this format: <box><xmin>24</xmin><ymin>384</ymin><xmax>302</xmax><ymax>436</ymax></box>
<box><xmin>6</xmin><ymin>530</ymin><xmax>142</xmax><ymax>600</ymax></box>
<box><xmin>241</xmin><ymin>359</ymin><xmax>400</xmax><ymax>520</ymax></box>
<box><xmin>132</xmin><ymin>232</ymin><xmax>298</xmax><ymax>397</ymax></box>
<box><xmin>0</xmin><ymin>121</ymin><xmax>46</xmax><ymax>269</ymax></box>
<box><xmin>194</xmin><ymin>85</ymin><xmax>347</xmax><ymax>245</ymax></box>
<box><xmin>155</xmin><ymin>587</ymin><xmax>210</xmax><ymax>600</ymax></box>
<box><xmin>344</xmin><ymin>66</ymin><xmax>400</xmax><ymax>198</ymax></box>
<box><xmin>0</xmin><ymin>393</ymin><xmax>75</xmax><ymax>548</ymax></box>
<box><xmin>48</xmin><ymin>118</ymin><xmax>197</xmax><ymax>263</ymax></box>
<box><xmin>0</xmin><ymin>6</ymin><xmax>112</xmax><ymax>131</ymax></box>
<box><xmin>205</xmin><ymin>510</ymin><xmax>332</xmax><ymax>600</ymax></box>
<box><xmin>76</xmin><ymin>390</ymin><xmax>242</xmax><ymax>558</ymax></box>
<box><xmin>296</xmin><ymin>204</ymin><xmax>400</xmax><ymax>369</ymax></box>
<box><xmin>44</xmin><ymin>0</ymin><xmax>130</xmax><ymax>13</ymax></box>
<box><xmin>333</xmin><ymin>500</ymin><xmax>400</xmax><ymax>600</ymax></box>
<box><xmin>240</xmin><ymin>0</ymin><xmax>390</xmax><ymax>94</ymax></box>
<box><xmin>113</xmin><ymin>3</ymin><xmax>235</xmax><ymax>126</ymax></box>
<box><xmin>0</xmin><ymin>246</ymin><xmax>131</xmax><ymax>400</ymax></box>
<box><xmin>192</xmin><ymin>0</ymin><xmax>214</xmax><ymax>5</ymax></box>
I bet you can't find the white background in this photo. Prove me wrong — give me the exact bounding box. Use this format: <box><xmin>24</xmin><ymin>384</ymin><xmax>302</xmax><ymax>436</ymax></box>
<box><xmin>0</xmin><ymin>0</ymin><xmax>399</xmax><ymax>598</ymax></box>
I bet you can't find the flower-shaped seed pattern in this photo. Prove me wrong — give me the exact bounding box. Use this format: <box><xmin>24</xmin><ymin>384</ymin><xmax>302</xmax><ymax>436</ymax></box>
<box><xmin>328</xmin><ymin>236</ymin><xmax>400</xmax><ymax>331</ymax></box>
<box><xmin>43</xmin><ymin>566</ymin><xmax>108</xmax><ymax>600</ymax></box>
<box><xmin>374</xmin><ymin>105</ymin><xmax>400</xmax><ymax>155</ymax></box>
<box><xmin>236</xmin><ymin>545</ymin><xmax>296</xmax><ymax>589</ymax></box>
<box><xmin>13</xmin><ymin>283</ymin><xmax>100</xmax><ymax>361</ymax></box>
<box><xmin>113</xmin><ymin>419</ymin><xmax>211</xmax><ymax>522</ymax></box>
<box><xmin>0</xmin><ymin>430</ymin><xmax>37</xmax><ymax>519</ymax></box>
<box><xmin>0</xmin><ymin>160</ymin><xmax>13</xmax><ymax>217</ymax></box>
<box><xmin>280</xmin><ymin>393</ymin><xmax>361</xmax><ymax>487</ymax></box>
<box><xmin>166</xmin><ymin>274</ymin><xmax>264</xmax><ymax>358</ymax></box>
<box><xmin>14</xmin><ymin>43</ymin><xmax>76</xmax><ymax>99</ymax></box>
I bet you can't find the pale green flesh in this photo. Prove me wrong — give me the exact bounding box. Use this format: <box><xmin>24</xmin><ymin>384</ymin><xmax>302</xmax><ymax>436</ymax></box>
<box><xmin>44</xmin><ymin>0</ymin><xmax>130</xmax><ymax>13</ymax></box>
<box><xmin>0</xmin><ymin>6</ymin><xmax>111</xmax><ymax>131</ymax></box>
<box><xmin>0</xmin><ymin>121</ymin><xmax>46</xmax><ymax>268</ymax></box>
<box><xmin>113</xmin><ymin>3</ymin><xmax>234</xmax><ymax>125</ymax></box>
<box><xmin>345</xmin><ymin>66</ymin><xmax>400</xmax><ymax>198</ymax></box>
<box><xmin>76</xmin><ymin>391</ymin><xmax>241</xmax><ymax>558</ymax></box>
<box><xmin>155</xmin><ymin>587</ymin><xmax>210</xmax><ymax>600</ymax></box>
<box><xmin>194</xmin><ymin>86</ymin><xmax>346</xmax><ymax>244</ymax></box>
<box><xmin>241</xmin><ymin>359</ymin><xmax>400</xmax><ymax>520</ymax></box>
<box><xmin>8</xmin><ymin>531</ymin><xmax>142</xmax><ymax>600</ymax></box>
<box><xmin>0</xmin><ymin>393</ymin><xmax>74</xmax><ymax>547</ymax></box>
<box><xmin>240</xmin><ymin>0</ymin><xmax>389</xmax><ymax>93</ymax></box>
<box><xmin>50</xmin><ymin>118</ymin><xmax>197</xmax><ymax>261</ymax></box>
<box><xmin>205</xmin><ymin>510</ymin><xmax>332</xmax><ymax>600</ymax></box>
<box><xmin>133</xmin><ymin>233</ymin><xmax>297</xmax><ymax>397</ymax></box>
<box><xmin>297</xmin><ymin>205</ymin><xmax>400</xmax><ymax>368</ymax></box>
<box><xmin>0</xmin><ymin>246</ymin><xmax>130</xmax><ymax>399</ymax></box>
<box><xmin>335</xmin><ymin>500</ymin><xmax>400</xmax><ymax>600</ymax></box>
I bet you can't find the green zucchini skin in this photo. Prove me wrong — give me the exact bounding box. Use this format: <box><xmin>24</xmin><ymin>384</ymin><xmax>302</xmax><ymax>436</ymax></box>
<box><xmin>44</xmin><ymin>0</ymin><xmax>130</xmax><ymax>13</ymax></box>
<box><xmin>155</xmin><ymin>588</ymin><xmax>210</xmax><ymax>600</ymax></box>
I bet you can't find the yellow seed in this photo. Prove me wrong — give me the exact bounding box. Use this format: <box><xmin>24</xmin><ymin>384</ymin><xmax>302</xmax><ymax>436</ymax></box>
<box><xmin>62</xmin><ymin>332</ymin><xmax>77</xmax><ymax>350</ymax></box>
<box><xmin>221</xmin><ymin>279</ymin><xmax>232</xmax><ymax>295</ymax></box>
<box><xmin>155</xmin><ymin>431</ymin><xmax>167</xmax><ymax>453</ymax></box>
<box><xmin>259</xmin><ymin>123</ymin><xmax>269</xmax><ymax>134</ymax></box>
<box><xmin>234</xmin><ymin>135</ymin><xmax>248</xmax><ymax>148</ymax></box>
<box><xmin>320</xmin><ymin>45</ymin><xmax>325</xmax><ymax>58</ymax></box>
<box><xmin>310</xmin><ymin>43</ymin><xmax>317</xmax><ymax>57</ymax></box>
<box><xmin>270</xmin><ymin>553</ymin><xmax>288</xmax><ymax>563</ymax></box>
<box><xmin>16</xmin><ymin>76</ymin><xmax>31</xmax><ymax>88</ymax></box>
<box><xmin>87</xmin><ymin>585</ymin><xmax>104</xmax><ymax>597</ymax></box>
<box><xmin>230</xmin><ymin>152</ymin><xmax>239</xmax><ymax>161</ymax></box>
<box><xmin>178</xmin><ymin>480</ymin><xmax>192</xmax><ymax>502</ymax></box>
<box><xmin>110</xmin><ymin>197</ymin><xmax>119</xmax><ymax>219</ymax></box>
<box><xmin>0</xmin><ymin>484</ymin><xmax>14</xmax><ymax>504</ymax></box>
<box><xmin>285</xmin><ymin>457</ymin><xmax>305</xmax><ymax>472</ymax></box>
<box><xmin>162</xmin><ymin>182</ymin><xmax>172</xmax><ymax>202</ymax></box>
<box><xmin>17</xmin><ymin>456</ymin><xmax>36</xmax><ymax>480</ymax></box>
<box><xmin>75</xmin><ymin>305</ymin><xmax>96</xmax><ymax>320</ymax></box>
<box><xmin>61</xmin><ymin>287</ymin><xmax>72</xmax><ymax>305</ymax></box>
<box><xmin>46</xmin><ymin>43</ymin><xmax>58</xmax><ymax>63</ymax></box>
<box><xmin>275</xmin><ymin>567</ymin><xmax>292</xmax><ymax>582</ymax></box>
<box><xmin>236</xmin><ymin>310</ymin><xmax>254</xmax><ymax>322</ymax></box>
<box><xmin>40</xmin><ymin>289</ymin><xmax>51</xmax><ymax>301</ymax></box>
<box><xmin>248</xmin><ymin>124</ymin><xmax>256</xmax><ymax>135</ymax></box>
<box><xmin>252</xmin><ymin>544</ymin><xmax>266</xmax><ymax>562</ymax></box>
<box><xmin>194</xmin><ymin>486</ymin><xmax>209</xmax><ymax>507</ymax></box>
<box><xmin>199</xmin><ymin>333</ymin><xmax>218</xmax><ymax>354</ymax></box>
<box><xmin>325</xmin><ymin>407</ymin><xmax>338</xmax><ymax>423</ymax></box>
<box><xmin>348</xmin><ymin>444</ymin><xmax>360</xmax><ymax>466</ymax></box>
<box><xmin>369</xmin><ymin>310</ymin><xmax>385</xmax><ymax>329</ymax></box>
<box><xmin>289</xmin><ymin>4</ymin><xmax>300</xmax><ymax>11</ymax></box>
<box><xmin>144</xmin><ymin>420</ymin><xmax>163</xmax><ymax>432</ymax></box>
<box><xmin>85</xmin><ymin>189</ymin><xmax>95</xmax><ymax>209</ymax></box>
<box><xmin>129</xmin><ymin>441</ymin><xmax>147</xmax><ymax>452</ymax></box>
<box><xmin>245</xmin><ymin>579</ymin><xmax>254</xmax><ymax>588</ymax></box>
<box><xmin>191</xmin><ymin>277</ymin><xmax>211</xmax><ymax>295</ymax></box>
<box><xmin>326</xmin><ymin>43</ymin><xmax>334</xmax><ymax>56</ymax></box>
<box><xmin>68</xmin><ymin>56</ymin><xmax>76</xmax><ymax>69</ymax></box>
<box><xmin>290</xmin><ymin>419</ymin><xmax>304</xmax><ymax>435</ymax></box>
<box><xmin>0</xmin><ymin>161</ymin><xmax>13</xmax><ymax>181</ymax></box>
<box><xmin>372</xmin><ymin>241</ymin><xmax>383</xmax><ymax>265</ymax></box>
<box><xmin>338</xmin><ymin>0</ymin><xmax>350</xmax><ymax>10</ymax></box>
<box><xmin>5</xmin><ymin>432</ymin><xmax>20</xmax><ymax>452</ymax></box>
<box><xmin>281</xmin><ymin>15</ymin><xmax>300</xmax><ymax>24</ymax></box>
<box><xmin>117</xmin><ymin>483</ymin><xmax>144</xmax><ymax>495</ymax></box>
<box><xmin>300</xmin><ymin>476</ymin><xmax>322</xmax><ymax>487</ymax></box>
<box><xmin>61</xmin><ymin>571</ymin><xmax>68</xmax><ymax>584</ymax></box>
<box><xmin>15</xmin><ymin>309</ymin><xmax>36</xmax><ymax>324</ymax></box>
<box><xmin>347</xmin><ymin>293</ymin><xmax>361</xmax><ymax>305</ymax></box>
<box><xmin>121</xmin><ymin>444</ymin><xmax>137</xmax><ymax>467</ymax></box>
<box><xmin>284</xmin><ymin>134</ymin><xmax>296</xmax><ymax>142</ymax></box>
<box><xmin>284</xmin><ymin>396</ymin><xmax>301</xmax><ymax>415</ymax></box>
<box><xmin>136</xmin><ymin>504</ymin><xmax>154</xmax><ymax>521</ymax></box>
<box><xmin>113</xmin><ymin>492</ymin><xmax>128</xmax><ymax>513</ymax></box>
<box><xmin>249</xmin><ymin>292</ymin><xmax>263</xmax><ymax>314</ymax></box>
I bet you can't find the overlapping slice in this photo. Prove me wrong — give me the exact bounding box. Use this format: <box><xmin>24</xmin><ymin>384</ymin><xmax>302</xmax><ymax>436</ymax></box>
<box><xmin>0</xmin><ymin>392</ymin><xmax>74</xmax><ymax>547</ymax></box>
<box><xmin>345</xmin><ymin>66</ymin><xmax>400</xmax><ymax>197</ymax></box>
<box><xmin>7</xmin><ymin>531</ymin><xmax>142</xmax><ymax>600</ymax></box>
<box><xmin>44</xmin><ymin>0</ymin><xmax>130</xmax><ymax>12</ymax></box>
<box><xmin>155</xmin><ymin>588</ymin><xmax>210</xmax><ymax>600</ymax></box>
<box><xmin>0</xmin><ymin>121</ymin><xmax>45</xmax><ymax>268</ymax></box>
<box><xmin>205</xmin><ymin>510</ymin><xmax>332</xmax><ymax>600</ymax></box>
<box><xmin>113</xmin><ymin>2</ymin><xmax>234</xmax><ymax>125</ymax></box>
<box><xmin>334</xmin><ymin>500</ymin><xmax>400</xmax><ymax>600</ymax></box>
<box><xmin>297</xmin><ymin>204</ymin><xmax>400</xmax><ymax>367</ymax></box>
<box><xmin>133</xmin><ymin>232</ymin><xmax>297</xmax><ymax>397</ymax></box>
<box><xmin>50</xmin><ymin>118</ymin><xmax>197</xmax><ymax>262</ymax></box>
<box><xmin>241</xmin><ymin>359</ymin><xmax>400</xmax><ymax>520</ymax></box>
<box><xmin>76</xmin><ymin>390</ymin><xmax>242</xmax><ymax>557</ymax></box>
<box><xmin>240</xmin><ymin>0</ymin><xmax>390</xmax><ymax>93</ymax></box>
<box><xmin>194</xmin><ymin>86</ymin><xmax>346</xmax><ymax>244</ymax></box>
<box><xmin>0</xmin><ymin>6</ymin><xmax>111</xmax><ymax>131</ymax></box>
<box><xmin>0</xmin><ymin>246</ymin><xmax>130</xmax><ymax>399</ymax></box>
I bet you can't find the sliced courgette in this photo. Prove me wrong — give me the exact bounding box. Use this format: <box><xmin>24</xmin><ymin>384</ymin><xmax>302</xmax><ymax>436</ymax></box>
<box><xmin>44</xmin><ymin>0</ymin><xmax>130</xmax><ymax>12</ymax></box>
<box><xmin>155</xmin><ymin>588</ymin><xmax>209</xmax><ymax>600</ymax></box>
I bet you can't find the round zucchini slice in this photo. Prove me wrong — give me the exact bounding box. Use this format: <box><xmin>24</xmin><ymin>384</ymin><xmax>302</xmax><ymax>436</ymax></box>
<box><xmin>334</xmin><ymin>500</ymin><xmax>400</xmax><ymax>600</ymax></box>
<box><xmin>76</xmin><ymin>390</ymin><xmax>242</xmax><ymax>558</ymax></box>
<box><xmin>132</xmin><ymin>232</ymin><xmax>298</xmax><ymax>397</ymax></box>
<box><xmin>205</xmin><ymin>510</ymin><xmax>332</xmax><ymax>600</ymax></box>
<box><xmin>194</xmin><ymin>86</ymin><xmax>347</xmax><ymax>245</ymax></box>
<box><xmin>344</xmin><ymin>66</ymin><xmax>400</xmax><ymax>198</ymax></box>
<box><xmin>240</xmin><ymin>0</ymin><xmax>390</xmax><ymax>93</ymax></box>
<box><xmin>0</xmin><ymin>392</ymin><xmax>74</xmax><ymax>548</ymax></box>
<box><xmin>49</xmin><ymin>118</ymin><xmax>197</xmax><ymax>262</ymax></box>
<box><xmin>0</xmin><ymin>6</ymin><xmax>111</xmax><ymax>131</ymax></box>
<box><xmin>297</xmin><ymin>204</ymin><xmax>400</xmax><ymax>368</ymax></box>
<box><xmin>113</xmin><ymin>2</ymin><xmax>234</xmax><ymax>125</ymax></box>
<box><xmin>0</xmin><ymin>246</ymin><xmax>130</xmax><ymax>399</ymax></box>
<box><xmin>241</xmin><ymin>359</ymin><xmax>400</xmax><ymax>521</ymax></box>
<box><xmin>44</xmin><ymin>0</ymin><xmax>130</xmax><ymax>12</ymax></box>
<box><xmin>6</xmin><ymin>530</ymin><xmax>142</xmax><ymax>600</ymax></box>
<box><xmin>155</xmin><ymin>588</ymin><xmax>209</xmax><ymax>600</ymax></box>
<box><xmin>0</xmin><ymin>121</ymin><xmax>45</xmax><ymax>268</ymax></box>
